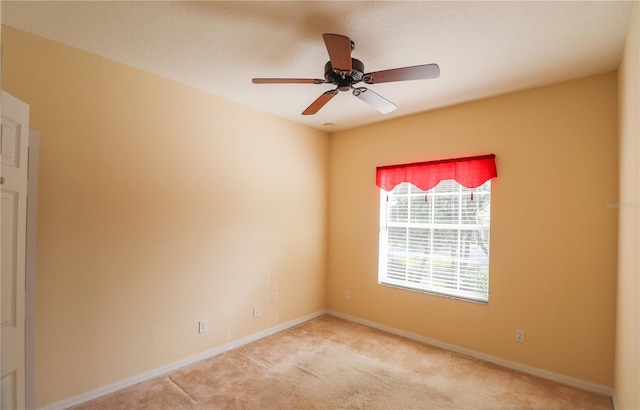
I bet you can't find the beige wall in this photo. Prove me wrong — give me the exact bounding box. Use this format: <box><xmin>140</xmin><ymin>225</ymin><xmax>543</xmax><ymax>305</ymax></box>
<box><xmin>328</xmin><ymin>73</ymin><xmax>619</xmax><ymax>387</ymax></box>
<box><xmin>1</xmin><ymin>26</ymin><xmax>329</xmax><ymax>406</ymax></box>
<box><xmin>615</xmin><ymin>1</ymin><xmax>640</xmax><ymax>408</ymax></box>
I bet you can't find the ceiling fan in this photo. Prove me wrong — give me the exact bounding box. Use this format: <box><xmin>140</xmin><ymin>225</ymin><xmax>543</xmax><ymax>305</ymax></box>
<box><xmin>252</xmin><ymin>33</ymin><xmax>440</xmax><ymax>115</ymax></box>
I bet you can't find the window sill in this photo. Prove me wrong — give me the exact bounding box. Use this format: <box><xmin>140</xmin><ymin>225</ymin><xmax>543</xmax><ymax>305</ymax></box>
<box><xmin>378</xmin><ymin>281</ymin><xmax>489</xmax><ymax>305</ymax></box>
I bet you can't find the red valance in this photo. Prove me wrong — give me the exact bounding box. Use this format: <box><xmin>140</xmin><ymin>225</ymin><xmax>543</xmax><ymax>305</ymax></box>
<box><xmin>376</xmin><ymin>154</ymin><xmax>497</xmax><ymax>191</ymax></box>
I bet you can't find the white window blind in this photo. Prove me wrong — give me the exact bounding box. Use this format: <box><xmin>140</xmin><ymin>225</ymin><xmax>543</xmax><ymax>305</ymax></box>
<box><xmin>378</xmin><ymin>179</ymin><xmax>491</xmax><ymax>302</ymax></box>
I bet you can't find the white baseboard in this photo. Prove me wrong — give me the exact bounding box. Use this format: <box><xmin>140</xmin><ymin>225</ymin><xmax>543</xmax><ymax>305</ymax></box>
<box><xmin>327</xmin><ymin>310</ymin><xmax>613</xmax><ymax>397</ymax></box>
<box><xmin>39</xmin><ymin>310</ymin><xmax>327</xmax><ymax>410</ymax></box>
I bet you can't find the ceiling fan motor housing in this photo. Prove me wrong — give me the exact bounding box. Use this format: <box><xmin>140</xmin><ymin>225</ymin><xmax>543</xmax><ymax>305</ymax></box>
<box><xmin>324</xmin><ymin>58</ymin><xmax>365</xmax><ymax>91</ymax></box>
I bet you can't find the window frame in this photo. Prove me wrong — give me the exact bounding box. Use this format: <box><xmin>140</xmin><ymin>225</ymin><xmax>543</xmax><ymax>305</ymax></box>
<box><xmin>378</xmin><ymin>179</ymin><xmax>492</xmax><ymax>303</ymax></box>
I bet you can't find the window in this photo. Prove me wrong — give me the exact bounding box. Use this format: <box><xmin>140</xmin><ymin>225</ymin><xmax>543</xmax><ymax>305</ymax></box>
<box><xmin>376</xmin><ymin>155</ymin><xmax>496</xmax><ymax>302</ymax></box>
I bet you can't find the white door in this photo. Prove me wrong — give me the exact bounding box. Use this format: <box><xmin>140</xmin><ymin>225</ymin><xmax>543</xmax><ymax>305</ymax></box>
<box><xmin>1</xmin><ymin>92</ymin><xmax>29</xmax><ymax>410</ymax></box>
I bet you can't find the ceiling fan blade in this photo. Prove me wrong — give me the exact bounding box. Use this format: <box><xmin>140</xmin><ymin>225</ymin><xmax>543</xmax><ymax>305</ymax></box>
<box><xmin>302</xmin><ymin>89</ymin><xmax>339</xmax><ymax>115</ymax></box>
<box><xmin>352</xmin><ymin>87</ymin><xmax>397</xmax><ymax>114</ymax></box>
<box><xmin>363</xmin><ymin>64</ymin><xmax>440</xmax><ymax>84</ymax></box>
<box><xmin>252</xmin><ymin>78</ymin><xmax>326</xmax><ymax>84</ymax></box>
<box><xmin>323</xmin><ymin>33</ymin><xmax>352</xmax><ymax>74</ymax></box>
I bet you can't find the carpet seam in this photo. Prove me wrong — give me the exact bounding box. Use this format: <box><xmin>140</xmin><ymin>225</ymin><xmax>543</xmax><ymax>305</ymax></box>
<box><xmin>166</xmin><ymin>375</ymin><xmax>198</xmax><ymax>405</ymax></box>
<box><xmin>237</xmin><ymin>349</ymin><xmax>273</xmax><ymax>368</ymax></box>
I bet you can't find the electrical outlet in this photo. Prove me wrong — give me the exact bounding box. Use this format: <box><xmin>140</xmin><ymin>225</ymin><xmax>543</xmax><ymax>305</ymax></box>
<box><xmin>253</xmin><ymin>306</ymin><xmax>260</xmax><ymax>318</ymax></box>
<box><xmin>344</xmin><ymin>291</ymin><xmax>350</xmax><ymax>300</ymax></box>
<box><xmin>515</xmin><ymin>329</ymin><xmax>525</xmax><ymax>343</ymax></box>
<box><xmin>199</xmin><ymin>320</ymin><xmax>208</xmax><ymax>333</ymax></box>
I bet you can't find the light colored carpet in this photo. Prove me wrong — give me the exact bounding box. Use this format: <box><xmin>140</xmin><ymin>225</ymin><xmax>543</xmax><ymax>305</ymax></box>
<box><xmin>71</xmin><ymin>315</ymin><xmax>612</xmax><ymax>409</ymax></box>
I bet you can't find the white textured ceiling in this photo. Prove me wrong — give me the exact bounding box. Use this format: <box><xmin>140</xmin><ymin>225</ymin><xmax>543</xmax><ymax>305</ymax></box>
<box><xmin>2</xmin><ymin>1</ymin><xmax>633</xmax><ymax>131</ymax></box>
